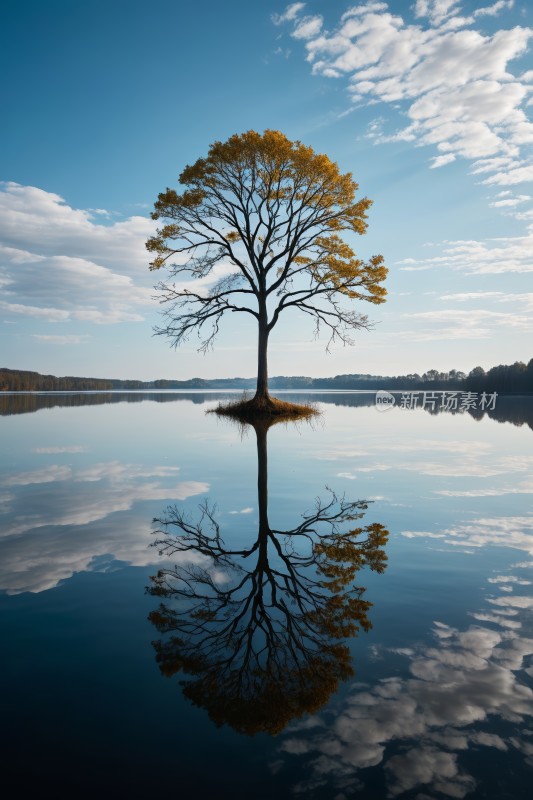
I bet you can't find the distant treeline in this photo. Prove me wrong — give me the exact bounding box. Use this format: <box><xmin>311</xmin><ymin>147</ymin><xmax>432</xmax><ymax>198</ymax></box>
<box><xmin>0</xmin><ymin>368</ymin><xmax>115</xmax><ymax>392</ymax></box>
<box><xmin>1</xmin><ymin>359</ymin><xmax>533</xmax><ymax>393</ymax></box>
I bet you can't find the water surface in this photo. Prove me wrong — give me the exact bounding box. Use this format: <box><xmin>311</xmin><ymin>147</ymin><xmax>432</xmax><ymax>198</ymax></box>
<box><xmin>1</xmin><ymin>392</ymin><xmax>532</xmax><ymax>798</ymax></box>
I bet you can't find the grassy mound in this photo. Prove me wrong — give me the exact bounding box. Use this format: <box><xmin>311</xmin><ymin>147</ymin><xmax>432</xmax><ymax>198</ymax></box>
<box><xmin>209</xmin><ymin>393</ymin><xmax>319</xmax><ymax>422</ymax></box>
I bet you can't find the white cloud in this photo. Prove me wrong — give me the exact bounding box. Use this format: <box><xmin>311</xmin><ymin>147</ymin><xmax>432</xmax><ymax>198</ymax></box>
<box><xmin>175</xmin><ymin>261</ymin><xmax>240</xmax><ymax>297</ymax></box>
<box><xmin>470</xmin><ymin>155</ymin><xmax>518</xmax><ymax>174</ymax></box>
<box><xmin>33</xmin><ymin>334</ymin><xmax>90</xmax><ymax>345</ymax></box>
<box><xmin>272</xmin><ymin>2</ymin><xmax>306</xmax><ymax>25</ymax></box>
<box><xmin>0</xmin><ymin>300</ymin><xmax>70</xmax><ymax>322</ymax></box>
<box><xmin>397</xmin><ymin>232</ymin><xmax>533</xmax><ymax>273</ymax></box>
<box><xmin>431</xmin><ymin>153</ymin><xmax>456</xmax><ymax>168</ymax></box>
<box><xmin>33</xmin><ymin>446</ymin><xmax>88</xmax><ymax>453</ymax></box>
<box><xmin>0</xmin><ymin>183</ymin><xmax>233</xmax><ymax>336</ymax></box>
<box><xmin>484</xmin><ymin>165</ymin><xmax>533</xmax><ymax>185</ymax></box>
<box><xmin>274</xmin><ymin>0</ymin><xmax>533</xmax><ymax>288</ymax></box>
<box><xmin>438</xmin><ymin>290</ymin><xmax>533</xmax><ymax>311</ymax></box>
<box><xmin>490</xmin><ymin>193</ymin><xmax>532</xmax><ymax>207</ymax></box>
<box><xmin>438</xmin><ymin>291</ymin><xmax>502</xmax><ymax>300</ymax></box>
<box><xmin>0</xmin><ymin>183</ymin><xmax>156</xmax><ymax>329</ymax></box>
<box><xmin>277</xmin><ymin>2</ymin><xmax>533</xmax><ymax>181</ymax></box>
<box><xmin>0</xmin><ymin>183</ymin><xmax>155</xmax><ymax>273</ymax></box>
<box><xmin>0</xmin><ymin>251</ymin><xmax>150</xmax><ymax>324</ymax></box>
<box><xmin>474</xmin><ymin>2</ymin><xmax>515</xmax><ymax>19</ymax></box>
<box><xmin>292</xmin><ymin>15</ymin><xmax>323</xmax><ymax>40</ymax></box>
<box><xmin>399</xmin><ymin>307</ymin><xmax>533</xmax><ymax>341</ymax></box>
<box><xmin>415</xmin><ymin>1</ymin><xmax>462</xmax><ymax>26</ymax></box>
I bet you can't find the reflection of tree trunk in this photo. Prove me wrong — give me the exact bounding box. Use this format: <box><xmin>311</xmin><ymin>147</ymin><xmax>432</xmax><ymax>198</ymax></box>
<box><xmin>255</xmin><ymin>419</ymin><xmax>269</xmax><ymax>536</ymax></box>
<box><xmin>253</xmin><ymin>419</ymin><xmax>272</xmax><ymax>592</ymax></box>
<box><xmin>254</xmin><ymin>309</ymin><xmax>270</xmax><ymax>402</ymax></box>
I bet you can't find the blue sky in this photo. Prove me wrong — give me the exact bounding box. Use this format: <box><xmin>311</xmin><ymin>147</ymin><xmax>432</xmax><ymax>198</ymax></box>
<box><xmin>1</xmin><ymin>0</ymin><xmax>532</xmax><ymax>380</ymax></box>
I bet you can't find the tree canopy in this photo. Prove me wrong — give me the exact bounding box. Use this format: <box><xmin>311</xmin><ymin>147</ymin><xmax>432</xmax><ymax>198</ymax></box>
<box><xmin>147</xmin><ymin>130</ymin><xmax>387</xmax><ymax>410</ymax></box>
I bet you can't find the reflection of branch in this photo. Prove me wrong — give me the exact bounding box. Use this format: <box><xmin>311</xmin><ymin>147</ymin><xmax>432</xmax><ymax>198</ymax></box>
<box><xmin>147</xmin><ymin>492</ymin><xmax>388</xmax><ymax>735</ymax></box>
<box><xmin>153</xmin><ymin>501</ymin><xmax>258</xmax><ymax>561</ymax></box>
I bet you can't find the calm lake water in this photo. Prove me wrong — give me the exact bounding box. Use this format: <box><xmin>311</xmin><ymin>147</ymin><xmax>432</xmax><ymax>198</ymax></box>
<box><xmin>1</xmin><ymin>391</ymin><xmax>533</xmax><ymax>798</ymax></box>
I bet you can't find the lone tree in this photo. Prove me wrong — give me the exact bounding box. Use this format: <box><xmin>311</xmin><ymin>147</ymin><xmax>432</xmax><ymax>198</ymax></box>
<box><xmin>147</xmin><ymin>130</ymin><xmax>387</xmax><ymax>413</ymax></box>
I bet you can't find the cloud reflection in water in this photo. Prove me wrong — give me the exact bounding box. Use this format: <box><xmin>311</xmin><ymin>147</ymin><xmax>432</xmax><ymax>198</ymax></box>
<box><xmin>0</xmin><ymin>460</ymin><xmax>208</xmax><ymax>594</ymax></box>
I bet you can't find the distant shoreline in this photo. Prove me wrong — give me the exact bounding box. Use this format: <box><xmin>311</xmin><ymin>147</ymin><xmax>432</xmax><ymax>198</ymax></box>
<box><xmin>2</xmin><ymin>388</ymin><xmax>533</xmax><ymax>396</ymax></box>
<box><xmin>1</xmin><ymin>361</ymin><xmax>532</xmax><ymax>394</ymax></box>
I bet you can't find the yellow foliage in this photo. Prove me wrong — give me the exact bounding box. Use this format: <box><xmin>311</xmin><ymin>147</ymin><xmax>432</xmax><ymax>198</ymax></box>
<box><xmin>147</xmin><ymin>129</ymin><xmax>388</xmax><ymax>352</ymax></box>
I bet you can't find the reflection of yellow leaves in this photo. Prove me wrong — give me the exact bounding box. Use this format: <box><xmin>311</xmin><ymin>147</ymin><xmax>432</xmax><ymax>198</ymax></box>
<box><xmin>191</xmin><ymin>609</ymin><xmax>217</xmax><ymax>622</ymax></box>
<box><xmin>314</xmin><ymin>522</ymin><xmax>389</xmax><ymax>589</ymax></box>
<box><xmin>153</xmin><ymin>637</ymin><xmax>207</xmax><ymax>679</ymax></box>
<box><xmin>307</xmin><ymin>594</ymin><xmax>373</xmax><ymax>639</ymax></box>
<box><xmin>179</xmin><ymin>648</ymin><xmax>354</xmax><ymax>736</ymax></box>
<box><xmin>147</xmin><ymin>487</ymin><xmax>390</xmax><ymax>738</ymax></box>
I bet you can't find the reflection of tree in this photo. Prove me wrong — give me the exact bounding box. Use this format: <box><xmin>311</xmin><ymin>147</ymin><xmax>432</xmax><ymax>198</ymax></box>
<box><xmin>147</xmin><ymin>419</ymin><xmax>388</xmax><ymax>735</ymax></box>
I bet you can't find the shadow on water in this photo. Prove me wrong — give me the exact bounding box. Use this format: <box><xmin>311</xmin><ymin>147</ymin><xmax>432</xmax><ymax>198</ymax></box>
<box><xmin>146</xmin><ymin>416</ymin><xmax>389</xmax><ymax>735</ymax></box>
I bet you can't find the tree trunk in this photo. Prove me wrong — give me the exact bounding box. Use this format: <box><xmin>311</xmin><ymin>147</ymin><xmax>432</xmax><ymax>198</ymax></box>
<box><xmin>254</xmin><ymin>312</ymin><xmax>270</xmax><ymax>402</ymax></box>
